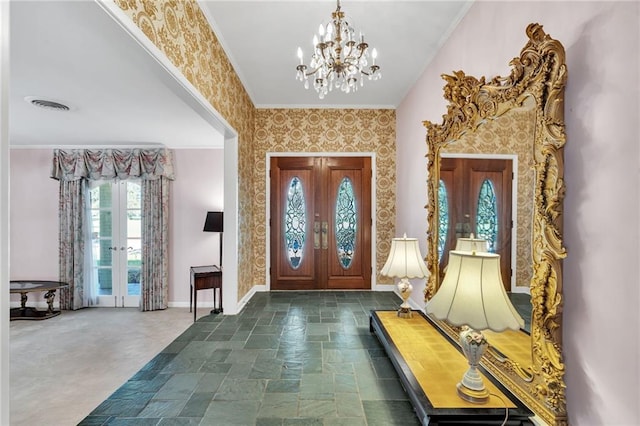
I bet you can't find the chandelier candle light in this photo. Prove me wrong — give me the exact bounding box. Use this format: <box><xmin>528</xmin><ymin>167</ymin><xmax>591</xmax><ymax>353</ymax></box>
<box><xmin>295</xmin><ymin>0</ymin><xmax>381</xmax><ymax>99</ymax></box>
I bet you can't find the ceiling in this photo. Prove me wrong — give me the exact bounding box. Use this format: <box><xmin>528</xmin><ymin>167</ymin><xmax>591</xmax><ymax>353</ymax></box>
<box><xmin>9</xmin><ymin>0</ymin><xmax>472</xmax><ymax>148</ymax></box>
<box><xmin>200</xmin><ymin>1</ymin><xmax>472</xmax><ymax>108</ymax></box>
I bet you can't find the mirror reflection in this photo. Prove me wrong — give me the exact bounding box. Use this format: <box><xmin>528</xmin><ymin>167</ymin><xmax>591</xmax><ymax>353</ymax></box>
<box><xmin>438</xmin><ymin>99</ymin><xmax>537</xmax><ymax>332</ymax></box>
<box><xmin>423</xmin><ymin>23</ymin><xmax>567</xmax><ymax>425</ymax></box>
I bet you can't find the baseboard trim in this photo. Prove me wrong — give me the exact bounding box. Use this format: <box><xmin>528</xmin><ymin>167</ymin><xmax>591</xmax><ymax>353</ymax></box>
<box><xmin>166</xmin><ymin>285</ymin><xmax>410</xmax><ymax>312</ymax></box>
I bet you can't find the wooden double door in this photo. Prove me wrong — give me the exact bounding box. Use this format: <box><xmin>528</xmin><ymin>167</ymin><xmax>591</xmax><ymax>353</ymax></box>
<box><xmin>440</xmin><ymin>157</ymin><xmax>513</xmax><ymax>290</ymax></box>
<box><xmin>270</xmin><ymin>157</ymin><xmax>371</xmax><ymax>290</ymax></box>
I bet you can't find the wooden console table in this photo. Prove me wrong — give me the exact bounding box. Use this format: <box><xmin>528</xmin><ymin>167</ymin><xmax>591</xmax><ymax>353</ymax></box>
<box><xmin>190</xmin><ymin>265</ymin><xmax>222</xmax><ymax>322</ymax></box>
<box><xmin>370</xmin><ymin>310</ymin><xmax>533</xmax><ymax>425</ymax></box>
<box><xmin>10</xmin><ymin>280</ymin><xmax>68</xmax><ymax>320</ymax></box>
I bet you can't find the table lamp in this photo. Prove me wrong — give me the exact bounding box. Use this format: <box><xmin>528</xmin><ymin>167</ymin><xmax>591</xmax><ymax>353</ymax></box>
<box><xmin>455</xmin><ymin>234</ymin><xmax>488</xmax><ymax>252</ymax></box>
<box><xmin>381</xmin><ymin>234</ymin><xmax>429</xmax><ymax>318</ymax></box>
<box><xmin>425</xmin><ymin>250</ymin><xmax>524</xmax><ymax>404</ymax></box>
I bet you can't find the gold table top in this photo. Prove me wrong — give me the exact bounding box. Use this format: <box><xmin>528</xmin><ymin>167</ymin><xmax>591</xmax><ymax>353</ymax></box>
<box><xmin>376</xmin><ymin>311</ymin><xmax>516</xmax><ymax>409</ymax></box>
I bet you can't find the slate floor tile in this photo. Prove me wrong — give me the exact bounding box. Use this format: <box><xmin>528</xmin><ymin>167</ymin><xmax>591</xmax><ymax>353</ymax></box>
<box><xmin>257</xmin><ymin>392</ymin><xmax>299</xmax><ymax>418</ymax></box>
<box><xmin>201</xmin><ymin>400</ymin><xmax>260</xmax><ymax>425</ymax></box>
<box><xmin>80</xmin><ymin>292</ymin><xmax>418</xmax><ymax>425</ymax></box>
<box><xmin>178</xmin><ymin>392</ymin><xmax>214</xmax><ymax>417</ymax></box>
<box><xmin>137</xmin><ymin>399</ymin><xmax>186</xmax><ymax>418</ymax></box>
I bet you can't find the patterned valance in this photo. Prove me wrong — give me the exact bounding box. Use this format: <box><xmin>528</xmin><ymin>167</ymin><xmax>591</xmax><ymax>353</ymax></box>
<box><xmin>51</xmin><ymin>148</ymin><xmax>175</xmax><ymax>181</ymax></box>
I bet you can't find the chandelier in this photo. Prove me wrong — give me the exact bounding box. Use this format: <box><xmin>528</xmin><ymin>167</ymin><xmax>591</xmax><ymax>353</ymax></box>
<box><xmin>295</xmin><ymin>0</ymin><xmax>381</xmax><ymax>99</ymax></box>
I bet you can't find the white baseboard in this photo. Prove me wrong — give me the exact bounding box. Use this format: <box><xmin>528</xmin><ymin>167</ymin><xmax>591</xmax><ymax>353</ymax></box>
<box><xmin>373</xmin><ymin>284</ymin><xmax>396</xmax><ymax>292</ymax></box>
<box><xmin>167</xmin><ymin>301</ymin><xmax>192</xmax><ymax>308</ymax></box>
<box><xmin>236</xmin><ymin>284</ymin><xmax>266</xmax><ymax>313</ymax></box>
<box><xmin>510</xmin><ymin>286</ymin><xmax>531</xmax><ymax>294</ymax></box>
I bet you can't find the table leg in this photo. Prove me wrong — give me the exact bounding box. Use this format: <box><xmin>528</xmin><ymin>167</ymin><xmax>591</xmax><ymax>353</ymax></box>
<box><xmin>193</xmin><ymin>286</ymin><xmax>197</xmax><ymax>322</ymax></box>
<box><xmin>20</xmin><ymin>292</ymin><xmax>27</xmax><ymax>309</ymax></box>
<box><xmin>211</xmin><ymin>288</ymin><xmax>217</xmax><ymax>314</ymax></box>
<box><xmin>44</xmin><ymin>290</ymin><xmax>56</xmax><ymax>313</ymax></box>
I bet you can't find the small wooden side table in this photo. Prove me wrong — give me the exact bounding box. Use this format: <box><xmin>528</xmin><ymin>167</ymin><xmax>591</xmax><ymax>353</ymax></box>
<box><xmin>190</xmin><ymin>265</ymin><xmax>222</xmax><ymax>322</ymax></box>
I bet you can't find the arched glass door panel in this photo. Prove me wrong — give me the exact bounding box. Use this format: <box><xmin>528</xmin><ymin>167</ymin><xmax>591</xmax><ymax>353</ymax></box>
<box><xmin>475</xmin><ymin>179</ymin><xmax>498</xmax><ymax>252</ymax></box>
<box><xmin>438</xmin><ymin>180</ymin><xmax>449</xmax><ymax>261</ymax></box>
<box><xmin>285</xmin><ymin>176</ymin><xmax>306</xmax><ymax>269</ymax></box>
<box><xmin>335</xmin><ymin>177</ymin><xmax>357</xmax><ymax>269</ymax></box>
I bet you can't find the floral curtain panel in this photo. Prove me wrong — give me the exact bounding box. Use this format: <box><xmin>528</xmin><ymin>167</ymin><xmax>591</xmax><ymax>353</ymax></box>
<box><xmin>140</xmin><ymin>178</ymin><xmax>170</xmax><ymax>311</ymax></box>
<box><xmin>51</xmin><ymin>148</ymin><xmax>175</xmax><ymax>311</ymax></box>
<box><xmin>57</xmin><ymin>179</ymin><xmax>90</xmax><ymax>310</ymax></box>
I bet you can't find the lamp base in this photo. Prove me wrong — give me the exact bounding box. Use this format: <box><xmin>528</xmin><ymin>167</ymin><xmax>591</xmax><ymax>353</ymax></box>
<box><xmin>456</xmin><ymin>382</ymin><xmax>490</xmax><ymax>404</ymax></box>
<box><xmin>397</xmin><ymin>306</ymin><xmax>412</xmax><ymax>318</ymax></box>
<box><xmin>457</xmin><ymin>327</ymin><xmax>490</xmax><ymax>404</ymax></box>
<box><xmin>397</xmin><ymin>279</ymin><xmax>413</xmax><ymax>319</ymax></box>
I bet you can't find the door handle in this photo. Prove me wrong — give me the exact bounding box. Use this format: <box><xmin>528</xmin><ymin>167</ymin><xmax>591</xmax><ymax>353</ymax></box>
<box><xmin>321</xmin><ymin>222</ymin><xmax>328</xmax><ymax>249</ymax></box>
<box><xmin>314</xmin><ymin>221</ymin><xmax>321</xmax><ymax>249</ymax></box>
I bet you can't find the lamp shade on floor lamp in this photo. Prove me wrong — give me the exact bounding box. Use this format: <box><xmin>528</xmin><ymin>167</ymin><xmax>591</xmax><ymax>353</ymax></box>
<box><xmin>203</xmin><ymin>211</ymin><xmax>223</xmax><ymax>266</ymax></box>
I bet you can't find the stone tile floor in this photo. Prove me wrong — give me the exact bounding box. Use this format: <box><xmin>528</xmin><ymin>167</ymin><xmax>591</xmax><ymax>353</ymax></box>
<box><xmin>79</xmin><ymin>291</ymin><xmax>420</xmax><ymax>425</ymax></box>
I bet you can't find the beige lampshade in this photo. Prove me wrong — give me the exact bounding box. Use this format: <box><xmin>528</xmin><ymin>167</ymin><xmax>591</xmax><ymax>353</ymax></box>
<box><xmin>381</xmin><ymin>235</ymin><xmax>429</xmax><ymax>279</ymax></box>
<box><xmin>426</xmin><ymin>250</ymin><xmax>524</xmax><ymax>332</ymax></box>
<box><xmin>455</xmin><ymin>237</ymin><xmax>488</xmax><ymax>253</ymax></box>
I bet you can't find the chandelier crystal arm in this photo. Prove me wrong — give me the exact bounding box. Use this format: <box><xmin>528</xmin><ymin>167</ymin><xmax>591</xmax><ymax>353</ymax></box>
<box><xmin>295</xmin><ymin>0</ymin><xmax>381</xmax><ymax>98</ymax></box>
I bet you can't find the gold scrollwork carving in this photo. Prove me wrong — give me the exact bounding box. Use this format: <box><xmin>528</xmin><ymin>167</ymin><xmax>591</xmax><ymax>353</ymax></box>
<box><xmin>423</xmin><ymin>23</ymin><xmax>567</xmax><ymax>425</ymax></box>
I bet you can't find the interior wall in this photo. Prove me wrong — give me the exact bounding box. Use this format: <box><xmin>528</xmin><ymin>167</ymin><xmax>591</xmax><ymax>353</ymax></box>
<box><xmin>8</xmin><ymin>148</ymin><xmax>224</xmax><ymax>307</ymax></box>
<box><xmin>115</xmin><ymin>0</ymin><xmax>256</xmax><ymax>302</ymax></box>
<box><xmin>9</xmin><ymin>149</ymin><xmax>59</xmax><ymax>305</ymax></box>
<box><xmin>169</xmin><ymin>148</ymin><xmax>224</xmax><ymax>306</ymax></box>
<box><xmin>396</xmin><ymin>2</ymin><xmax>639</xmax><ymax>425</ymax></box>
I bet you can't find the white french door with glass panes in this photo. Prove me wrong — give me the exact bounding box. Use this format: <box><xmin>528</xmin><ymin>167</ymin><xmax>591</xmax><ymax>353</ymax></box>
<box><xmin>89</xmin><ymin>180</ymin><xmax>142</xmax><ymax>307</ymax></box>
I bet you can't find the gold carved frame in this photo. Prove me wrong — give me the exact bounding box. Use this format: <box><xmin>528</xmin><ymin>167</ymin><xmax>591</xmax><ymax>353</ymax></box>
<box><xmin>423</xmin><ymin>24</ymin><xmax>567</xmax><ymax>425</ymax></box>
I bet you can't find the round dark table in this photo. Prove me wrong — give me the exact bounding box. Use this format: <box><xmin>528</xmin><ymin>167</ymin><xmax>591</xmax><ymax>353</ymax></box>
<box><xmin>10</xmin><ymin>280</ymin><xmax>69</xmax><ymax>320</ymax></box>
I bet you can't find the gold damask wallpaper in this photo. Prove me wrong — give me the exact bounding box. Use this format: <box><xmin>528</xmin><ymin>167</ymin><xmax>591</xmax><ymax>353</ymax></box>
<box><xmin>115</xmin><ymin>0</ymin><xmax>256</xmax><ymax>299</ymax></box>
<box><xmin>254</xmin><ymin>109</ymin><xmax>397</xmax><ymax>285</ymax></box>
<box><xmin>114</xmin><ymin>1</ymin><xmax>397</xmax><ymax>298</ymax></box>
<box><xmin>441</xmin><ymin>108</ymin><xmax>535</xmax><ymax>289</ymax></box>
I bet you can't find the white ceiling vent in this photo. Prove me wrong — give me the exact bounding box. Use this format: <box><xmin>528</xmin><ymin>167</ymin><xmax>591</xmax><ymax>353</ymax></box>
<box><xmin>24</xmin><ymin>96</ymin><xmax>71</xmax><ymax>111</ymax></box>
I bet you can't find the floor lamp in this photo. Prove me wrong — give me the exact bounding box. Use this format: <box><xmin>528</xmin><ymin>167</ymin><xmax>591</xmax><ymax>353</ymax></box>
<box><xmin>203</xmin><ymin>211</ymin><xmax>224</xmax><ymax>267</ymax></box>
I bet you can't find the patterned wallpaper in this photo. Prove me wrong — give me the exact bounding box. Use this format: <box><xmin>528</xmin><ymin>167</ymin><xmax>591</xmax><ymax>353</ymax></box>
<box><xmin>114</xmin><ymin>1</ymin><xmax>397</xmax><ymax>296</ymax></box>
<box><xmin>441</xmin><ymin>107</ymin><xmax>535</xmax><ymax>289</ymax></box>
<box><xmin>254</xmin><ymin>109</ymin><xmax>397</xmax><ymax>285</ymax></box>
<box><xmin>115</xmin><ymin>0</ymin><xmax>256</xmax><ymax>299</ymax></box>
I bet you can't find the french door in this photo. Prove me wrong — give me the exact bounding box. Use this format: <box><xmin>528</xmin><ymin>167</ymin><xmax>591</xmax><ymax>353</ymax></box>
<box><xmin>270</xmin><ymin>156</ymin><xmax>371</xmax><ymax>290</ymax></box>
<box><xmin>89</xmin><ymin>180</ymin><xmax>142</xmax><ymax>307</ymax></box>
<box><xmin>439</xmin><ymin>157</ymin><xmax>513</xmax><ymax>290</ymax></box>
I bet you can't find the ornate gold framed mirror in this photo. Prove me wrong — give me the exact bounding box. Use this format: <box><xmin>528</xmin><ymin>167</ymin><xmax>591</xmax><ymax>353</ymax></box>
<box><xmin>423</xmin><ymin>24</ymin><xmax>567</xmax><ymax>425</ymax></box>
